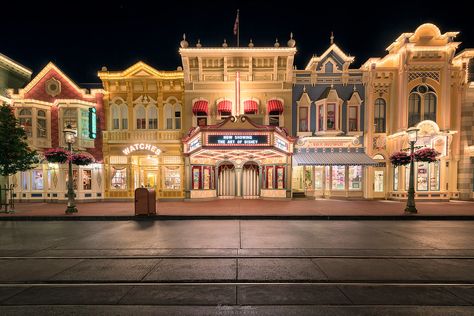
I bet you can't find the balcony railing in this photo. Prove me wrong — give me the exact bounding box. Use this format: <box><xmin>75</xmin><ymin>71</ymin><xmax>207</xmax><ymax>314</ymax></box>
<box><xmin>103</xmin><ymin>130</ymin><xmax>182</xmax><ymax>143</ymax></box>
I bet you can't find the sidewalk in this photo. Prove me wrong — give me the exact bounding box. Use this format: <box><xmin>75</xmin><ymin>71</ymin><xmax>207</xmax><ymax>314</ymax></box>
<box><xmin>1</xmin><ymin>199</ymin><xmax>474</xmax><ymax>219</ymax></box>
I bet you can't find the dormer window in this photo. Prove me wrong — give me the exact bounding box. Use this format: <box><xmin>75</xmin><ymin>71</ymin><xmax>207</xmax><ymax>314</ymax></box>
<box><xmin>348</xmin><ymin>106</ymin><xmax>358</xmax><ymax>131</ymax></box>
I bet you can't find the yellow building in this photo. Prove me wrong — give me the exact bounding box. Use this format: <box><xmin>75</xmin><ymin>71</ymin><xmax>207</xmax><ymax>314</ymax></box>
<box><xmin>362</xmin><ymin>24</ymin><xmax>464</xmax><ymax>200</ymax></box>
<box><xmin>98</xmin><ymin>62</ymin><xmax>185</xmax><ymax>200</ymax></box>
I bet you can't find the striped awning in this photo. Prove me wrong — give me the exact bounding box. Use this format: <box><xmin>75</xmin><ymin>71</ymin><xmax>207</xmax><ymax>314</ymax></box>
<box><xmin>244</xmin><ymin>100</ymin><xmax>258</xmax><ymax>113</ymax></box>
<box><xmin>217</xmin><ymin>100</ymin><xmax>232</xmax><ymax>113</ymax></box>
<box><xmin>293</xmin><ymin>151</ymin><xmax>378</xmax><ymax>166</ymax></box>
<box><xmin>192</xmin><ymin>100</ymin><xmax>209</xmax><ymax>115</ymax></box>
<box><xmin>267</xmin><ymin>99</ymin><xmax>284</xmax><ymax>113</ymax></box>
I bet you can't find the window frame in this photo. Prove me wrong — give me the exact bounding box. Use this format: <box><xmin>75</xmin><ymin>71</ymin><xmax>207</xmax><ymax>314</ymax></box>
<box><xmin>374</xmin><ymin>98</ymin><xmax>386</xmax><ymax>133</ymax></box>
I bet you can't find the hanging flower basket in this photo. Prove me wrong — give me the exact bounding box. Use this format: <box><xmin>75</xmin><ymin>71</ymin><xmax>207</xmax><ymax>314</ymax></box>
<box><xmin>71</xmin><ymin>152</ymin><xmax>95</xmax><ymax>166</ymax></box>
<box><xmin>389</xmin><ymin>151</ymin><xmax>411</xmax><ymax>167</ymax></box>
<box><xmin>414</xmin><ymin>147</ymin><xmax>439</xmax><ymax>163</ymax></box>
<box><xmin>44</xmin><ymin>148</ymin><xmax>70</xmax><ymax>164</ymax></box>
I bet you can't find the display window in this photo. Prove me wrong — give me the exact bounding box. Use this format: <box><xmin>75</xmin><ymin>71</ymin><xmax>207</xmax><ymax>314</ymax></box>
<box><xmin>82</xmin><ymin>170</ymin><xmax>92</xmax><ymax>190</ymax></box>
<box><xmin>192</xmin><ymin>166</ymin><xmax>201</xmax><ymax>189</ymax></box>
<box><xmin>164</xmin><ymin>167</ymin><xmax>181</xmax><ymax>190</ymax></box>
<box><xmin>405</xmin><ymin>166</ymin><xmax>410</xmax><ymax>191</ymax></box>
<box><xmin>276</xmin><ymin>166</ymin><xmax>285</xmax><ymax>189</ymax></box>
<box><xmin>332</xmin><ymin>166</ymin><xmax>345</xmax><ymax>190</ymax></box>
<box><xmin>429</xmin><ymin>161</ymin><xmax>440</xmax><ymax>191</ymax></box>
<box><xmin>203</xmin><ymin>167</ymin><xmax>211</xmax><ymax>190</ymax></box>
<box><xmin>417</xmin><ymin>162</ymin><xmax>429</xmax><ymax>191</ymax></box>
<box><xmin>374</xmin><ymin>170</ymin><xmax>384</xmax><ymax>192</ymax></box>
<box><xmin>66</xmin><ymin>170</ymin><xmax>78</xmax><ymax>190</ymax></box>
<box><xmin>393</xmin><ymin>167</ymin><xmax>399</xmax><ymax>191</ymax></box>
<box><xmin>314</xmin><ymin>167</ymin><xmax>323</xmax><ymax>190</ymax></box>
<box><xmin>349</xmin><ymin>166</ymin><xmax>362</xmax><ymax>190</ymax></box>
<box><xmin>266</xmin><ymin>166</ymin><xmax>274</xmax><ymax>189</ymax></box>
<box><xmin>32</xmin><ymin>170</ymin><xmax>44</xmax><ymax>190</ymax></box>
<box><xmin>111</xmin><ymin>167</ymin><xmax>127</xmax><ymax>190</ymax></box>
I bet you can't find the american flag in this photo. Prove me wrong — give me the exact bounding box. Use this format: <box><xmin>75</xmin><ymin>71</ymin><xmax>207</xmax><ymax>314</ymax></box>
<box><xmin>233</xmin><ymin>10</ymin><xmax>239</xmax><ymax>35</ymax></box>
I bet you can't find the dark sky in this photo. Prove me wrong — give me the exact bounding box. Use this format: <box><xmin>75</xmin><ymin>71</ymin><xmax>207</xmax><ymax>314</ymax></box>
<box><xmin>3</xmin><ymin>0</ymin><xmax>473</xmax><ymax>86</ymax></box>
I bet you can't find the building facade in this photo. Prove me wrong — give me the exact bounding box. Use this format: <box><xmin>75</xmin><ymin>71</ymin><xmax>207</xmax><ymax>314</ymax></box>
<box><xmin>98</xmin><ymin>62</ymin><xmax>185</xmax><ymax>200</ymax></box>
<box><xmin>179</xmin><ymin>36</ymin><xmax>296</xmax><ymax>199</ymax></box>
<box><xmin>9</xmin><ymin>63</ymin><xmax>105</xmax><ymax>201</ymax></box>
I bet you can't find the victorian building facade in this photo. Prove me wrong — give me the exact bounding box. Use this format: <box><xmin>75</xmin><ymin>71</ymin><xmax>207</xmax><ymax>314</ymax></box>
<box><xmin>180</xmin><ymin>36</ymin><xmax>296</xmax><ymax>199</ymax></box>
<box><xmin>9</xmin><ymin>63</ymin><xmax>105</xmax><ymax>201</ymax></box>
<box><xmin>98</xmin><ymin>62</ymin><xmax>185</xmax><ymax>200</ymax></box>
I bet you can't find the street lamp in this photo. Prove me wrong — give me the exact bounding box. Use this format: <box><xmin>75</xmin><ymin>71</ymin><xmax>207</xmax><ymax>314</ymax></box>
<box><xmin>405</xmin><ymin>127</ymin><xmax>419</xmax><ymax>214</ymax></box>
<box><xmin>64</xmin><ymin>124</ymin><xmax>78</xmax><ymax>214</ymax></box>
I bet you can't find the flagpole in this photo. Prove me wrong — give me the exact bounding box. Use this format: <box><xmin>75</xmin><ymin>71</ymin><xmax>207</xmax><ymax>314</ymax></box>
<box><xmin>237</xmin><ymin>9</ymin><xmax>240</xmax><ymax>47</ymax></box>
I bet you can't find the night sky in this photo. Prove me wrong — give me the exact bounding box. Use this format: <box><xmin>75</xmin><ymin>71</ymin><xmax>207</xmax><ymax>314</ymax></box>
<box><xmin>3</xmin><ymin>0</ymin><xmax>473</xmax><ymax>86</ymax></box>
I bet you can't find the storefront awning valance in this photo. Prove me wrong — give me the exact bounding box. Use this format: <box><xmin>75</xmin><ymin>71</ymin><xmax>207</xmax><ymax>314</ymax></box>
<box><xmin>217</xmin><ymin>100</ymin><xmax>232</xmax><ymax>113</ymax></box>
<box><xmin>193</xmin><ymin>100</ymin><xmax>209</xmax><ymax>115</ymax></box>
<box><xmin>293</xmin><ymin>150</ymin><xmax>379</xmax><ymax>166</ymax></box>
<box><xmin>244</xmin><ymin>100</ymin><xmax>258</xmax><ymax>113</ymax></box>
<box><xmin>267</xmin><ymin>99</ymin><xmax>284</xmax><ymax>113</ymax></box>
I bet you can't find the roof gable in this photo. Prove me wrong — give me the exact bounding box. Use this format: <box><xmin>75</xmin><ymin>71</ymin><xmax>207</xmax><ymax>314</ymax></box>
<box><xmin>305</xmin><ymin>43</ymin><xmax>355</xmax><ymax>71</ymax></box>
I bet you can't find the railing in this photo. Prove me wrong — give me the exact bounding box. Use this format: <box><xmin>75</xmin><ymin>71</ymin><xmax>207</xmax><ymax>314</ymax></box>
<box><xmin>104</xmin><ymin>130</ymin><xmax>183</xmax><ymax>142</ymax></box>
<box><xmin>0</xmin><ymin>184</ymin><xmax>15</xmax><ymax>213</ymax></box>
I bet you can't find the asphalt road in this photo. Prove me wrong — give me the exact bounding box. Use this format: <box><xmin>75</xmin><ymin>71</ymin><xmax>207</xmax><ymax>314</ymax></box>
<box><xmin>1</xmin><ymin>220</ymin><xmax>474</xmax><ymax>315</ymax></box>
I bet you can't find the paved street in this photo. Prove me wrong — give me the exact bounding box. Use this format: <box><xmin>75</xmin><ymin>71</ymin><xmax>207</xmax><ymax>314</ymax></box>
<box><xmin>1</xmin><ymin>220</ymin><xmax>474</xmax><ymax>315</ymax></box>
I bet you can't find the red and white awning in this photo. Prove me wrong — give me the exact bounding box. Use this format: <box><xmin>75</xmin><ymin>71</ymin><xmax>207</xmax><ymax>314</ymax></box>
<box><xmin>244</xmin><ymin>100</ymin><xmax>258</xmax><ymax>114</ymax></box>
<box><xmin>217</xmin><ymin>100</ymin><xmax>232</xmax><ymax>113</ymax></box>
<box><xmin>192</xmin><ymin>100</ymin><xmax>209</xmax><ymax>115</ymax></box>
<box><xmin>267</xmin><ymin>99</ymin><xmax>284</xmax><ymax>113</ymax></box>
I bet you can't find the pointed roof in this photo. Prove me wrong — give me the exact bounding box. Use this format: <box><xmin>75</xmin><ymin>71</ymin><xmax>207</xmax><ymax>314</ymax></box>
<box><xmin>98</xmin><ymin>61</ymin><xmax>183</xmax><ymax>80</ymax></box>
<box><xmin>0</xmin><ymin>52</ymin><xmax>32</xmax><ymax>78</ymax></box>
<box><xmin>305</xmin><ymin>43</ymin><xmax>355</xmax><ymax>71</ymax></box>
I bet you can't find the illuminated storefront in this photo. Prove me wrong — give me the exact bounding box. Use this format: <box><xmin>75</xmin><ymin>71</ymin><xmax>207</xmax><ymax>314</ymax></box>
<box><xmin>183</xmin><ymin>116</ymin><xmax>294</xmax><ymax>199</ymax></box>
<box><xmin>99</xmin><ymin>62</ymin><xmax>185</xmax><ymax>200</ymax></box>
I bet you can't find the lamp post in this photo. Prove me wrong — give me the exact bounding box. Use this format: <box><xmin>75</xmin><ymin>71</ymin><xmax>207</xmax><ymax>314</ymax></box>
<box><xmin>405</xmin><ymin>127</ymin><xmax>419</xmax><ymax>214</ymax></box>
<box><xmin>64</xmin><ymin>124</ymin><xmax>78</xmax><ymax>214</ymax></box>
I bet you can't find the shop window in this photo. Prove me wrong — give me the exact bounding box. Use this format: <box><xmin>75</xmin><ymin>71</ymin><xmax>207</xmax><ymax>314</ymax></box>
<box><xmin>374</xmin><ymin>98</ymin><xmax>386</xmax><ymax>133</ymax></box>
<box><xmin>269</xmin><ymin>111</ymin><xmax>280</xmax><ymax>126</ymax></box>
<box><xmin>417</xmin><ymin>162</ymin><xmax>429</xmax><ymax>191</ymax></box>
<box><xmin>314</xmin><ymin>167</ymin><xmax>323</xmax><ymax>190</ymax></box>
<box><xmin>19</xmin><ymin>108</ymin><xmax>32</xmax><ymax>137</ymax></box>
<box><xmin>266</xmin><ymin>166</ymin><xmax>274</xmax><ymax>189</ymax></box>
<box><xmin>331</xmin><ymin>165</ymin><xmax>345</xmax><ymax>190</ymax></box>
<box><xmin>203</xmin><ymin>167</ymin><xmax>211</xmax><ymax>189</ymax></box>
<box><xmin>37</xmin><ymin>110</ymin><xmax>47</xmax><ymax>138</ymax></box>
<box><xmin>32</xmin><ymin>170</ymin><xmax>44</xmax><ymax>190</ymax></box>
<box><xmin>111</xmin><ymin>167</ymin><xmax>127</xmax><ymax>190</ymax></box>
<box><xmin>429</xmin><ymin>161</ymin><xmax>440</xmax><ymax>191</ymax></box>
<box><xmin>164</xmin><ymin>167</ymin><xmax>181</xmax><ymax>190</ymax></box>
<box><xmin>21</xmin><ymin>172</ymin><xmax>29</xmax><ymax>190</ymax></box>
<box><xmin>349</xmin><ymin>166</ymin><xmax>362</xmax><ymax>190</ymax></box>
<box><xmin>318</xmin><ymin>105</ymin><xmax>324</xmax><ymax>131</ymax></box>
<box><xmin>276</xmin><ymin>166</ymin><xmax>285</xmax><ymax>189</ymax></box>
<box><xmin>147</xmin><ymin>105</ymin><xmax>158</xmax><ymax>129</ymax></box>
<box><xmin>327</xmin><ymin>103</ymin><xmax>336</xmax><ymax>130</ymax></box>
<box><xmin>135</xmin><ymin>105</ymin><xmax>146</xmax><ymax>129</ymax></box>
<box><xmin>112</xmin><ymin>105</ymin><xmax>120</xmax><ymax>130</ymax></box>
<box><xmin>405</xmin><ymin>166</ymin><xmax>410</xmax><ymax>191</ymax></box>
<box><xmin>120</xmin><ymin>105</ymin><xmax>128</xmax><ymax>129</ymax></box>
<box><xmin>408</xmin><ymin>85</ymin><xmax>437</xmax><ymax>127</ymax></box>
<box><xmin>192</xmin><ymin>166</ymin><xmax>201</xmax><ymax>189</ymax></box>
<box><xmin>82</xmin><ymin>169</ymin><xmax>92</xmax><ymax>190</ymax></box>
<box><xmin>393</xmin><ymin>167</ymin><xmax>399</xmax><ymax>191</ymax></box>
<box><xmin>66</xmin><ymin>170</ymin><xmax>78</xmax><ymax>190</ymax></box>
<box><xmin>298</xmin><ymin>107</ymin><xmax>309</xmax><ymax>132</ymax></box>
<box><xmin>348</xmin><ymin>106</ymin><xmax>358</xmax><ymax>132</ymax></box>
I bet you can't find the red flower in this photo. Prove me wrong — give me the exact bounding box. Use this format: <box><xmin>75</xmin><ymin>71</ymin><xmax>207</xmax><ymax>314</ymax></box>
<box><xmin>414</xmin><ymin>148</ymin><xmax>439</xmax><ymax>163</ymax></box>
<box><xmin>44</xmin><ymin>148</ymin><xmax>70</xmax><ymax>164</ymax></box>
<box><xmin>71</xmin><ymin>152</ymin><xmax>95</xmax><ymax>166</ymax></box>
<box><xmin>389</xmin><ymin>151</ymin><xmax>411</xmax><ymax>167</ymax></box>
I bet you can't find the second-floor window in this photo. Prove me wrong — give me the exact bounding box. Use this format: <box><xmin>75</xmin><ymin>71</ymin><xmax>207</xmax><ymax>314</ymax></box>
<box><xmin>147</xmin><ymin>106</ymin><xmax>158</xmax><ymax>129</ymax></box>
<box><xmin>19</xmin><ymin>108</ymin><xmax>32</xmax><ymax>137</ymax></box>
<box><xmin>37</xmin><ymin>110</ymin><xmax>47</xmax><ymax>138</ymax></box>
<box><xmin>327</xmin><ymin>103</ymin><xmax>336</xmax><ymax>130</ymax></box>
<box><xmin>374</xmin><ymin>98</ymin><xmax>386</xmax><ymax>133</ymax></box>
<box><xmin>135</xmin><ymin>105</ymin><xmax>146</xmax><ymax>129</ymax></box>
<box><xmin>408</xmin><ymin>84</ymin><xmax>437</xmax><ymax>127</ymax></box>
<box><xmin>164</xmin><ymin>103</ymin><xmax>182</xmax><ymax>130</ymax></box>
<box><xmin>298</xmin><ymin>107</ymin><xmax>309</xmax><ymax>132</ymax></box>
<box><xmin>63</xmin><ymin>108</ymin><xmax>78</xmax><ymax>130</ymax></box>
<box><xmin>318</xmin><ymin>105</ymin><xmax>324</xmax><ymax>131</ymax></box>
<box><xmin>348</xmin><ymin>106</ymin><xmax>358</xmax><ymax>132</ymax></box>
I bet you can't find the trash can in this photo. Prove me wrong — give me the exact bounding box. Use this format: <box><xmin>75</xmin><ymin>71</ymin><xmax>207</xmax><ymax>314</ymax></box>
<box><xmin>148</xmin><ymin>189</ymin><xmax>157</xmax><ymax>215</ymax></box>
<box><xmin>134</xmin><ymin>188</ymin><xmax>157</xmax><ymax>216</ymax></box>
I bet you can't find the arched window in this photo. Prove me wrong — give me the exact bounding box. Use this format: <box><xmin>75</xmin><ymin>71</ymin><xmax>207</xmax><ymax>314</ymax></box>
<box><xmin>324</xmin><ymin>62</ymin><xmax>333</xmax><ymax>73</ymax></box>
<box><xmin>111</xmin><ymin>105</ymin><xmax>120</xmax><ymax>130</ymax></box>
<box><xmin>147</xmin><ymin>105</ymin><xmax>158</xmax><ymax>129</ymax></box>
<box><xmin>408</xmin><ymin>85</ymin><xmax>437</xmax><ymax>126</ymax></box>
<box><xmin>424</xmin><ymin>92</ymin><xmax>437</xmax><ymax>122</ymax></box>
<box><xmin>37</xmin><ymin>110</ymin><xmax>47</xmax><ymax>138</ymax></box>
<box><xmin>164</xmin><ymin>103</ymin><xmax>173</xmax><ymax>129</ymax></box>
<box><xmin>63</xmin><ymin>108</ymin><xmax>78</xmax><ymax>130</ymax></box>
<box><xmin>18</xmin><ymin>108</ymin><xmax>32</xmax><ymax>137</ymax></box>
<box><xmin>408</xmin><ymin>93</ymin><xmax>421</xmax><ymax>127</ymax></box>
<box><xmin>174</xmin><ymin>104</ymin><xmax>182</xmax><ymax>129</ymax></box>
<box><xmin>120</xmin><ymin>104</ymin><xmax>128</xmax><ymax>129</ymax></box>
<box><xmin>374</xmin><ymin>98</ymin><xmax>386</xmax><ymax>133</ymax></box>
<box><xmin>135</xmin><ymin>105</ymin><xmax>146</xmax><ymax>129</ymax></box>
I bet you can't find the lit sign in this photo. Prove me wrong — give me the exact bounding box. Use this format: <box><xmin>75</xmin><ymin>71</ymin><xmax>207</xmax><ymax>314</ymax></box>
<box><xmin>275</xmin><ymin>138</ymin><xmax>288</xmax><ymax>151</ymax></box>
<box><xmin>88</xmin><ymin>107</ymin><xmax>97</xmax><ymax>139</ymax></box>
<box><xmin>122</xmin><ymin>143</ymin><xmax>161</xmax><ymax>155</ymax></box>
<box><xmin>208</xmin><ymin>135</ymin><xmax>268</xmax><ymax>146</ymax></box>
<box><xmin>189</xmin><ymin>138</ymin><xmax>201</xmax><ymax>152</ymax></box>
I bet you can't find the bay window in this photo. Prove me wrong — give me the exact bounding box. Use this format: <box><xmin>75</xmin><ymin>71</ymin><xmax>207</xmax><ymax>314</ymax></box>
<box><xmin>19</xmin><ymin>108</ymin><xmax>32</xmax><ymax>137</ymax></box>
<box><xmin>37</xmin><ymin>110</ymin><xmax>47</xmax><ymax>138</ymax></box>
<box><xmin>327</xmin><ymin>104</ymin><xmax>336</xmax><ymax>130</ymax></box>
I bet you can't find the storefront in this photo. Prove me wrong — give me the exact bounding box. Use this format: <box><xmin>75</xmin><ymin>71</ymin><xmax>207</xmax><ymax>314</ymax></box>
<box><xmin>388</xmin><ymin>120</ymin><xmax>457</xmax><ymax>200</ymax></box>
<box><xmin>183</xmin><ymin>116</ymin><xmax>294</xmax><ymax>199</ymax></box>
<box><xmin>292</xmin><ymin>137</ymin><xmax>378</xmax><ymax>198</ymax></box>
